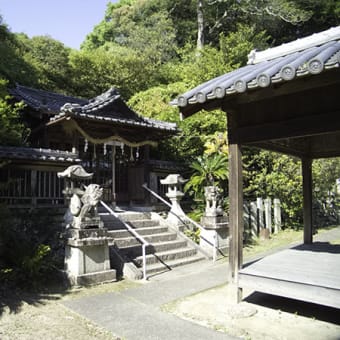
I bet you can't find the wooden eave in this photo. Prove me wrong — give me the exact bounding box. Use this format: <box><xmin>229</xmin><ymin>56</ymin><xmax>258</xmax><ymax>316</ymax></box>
<box><xmin>179</xmin><ymin>68</ymin><xmax>340</xmax><ymax>159</ymax></box>
<box><xmin>223</xmin><ymin>70</ymin><xmax>340</xmax><ymax>158</ymax></box>
<box><xmin>46</xmin><ymin>115</ymin><xmax>177</xmax><ymax>145</ymax></box>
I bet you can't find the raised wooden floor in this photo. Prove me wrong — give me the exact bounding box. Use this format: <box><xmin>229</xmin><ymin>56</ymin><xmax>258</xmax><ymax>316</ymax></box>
<box><xmin>239</xmin><ymin>242</ymin><xmax>340</xmax><ymax>309</ymax></box>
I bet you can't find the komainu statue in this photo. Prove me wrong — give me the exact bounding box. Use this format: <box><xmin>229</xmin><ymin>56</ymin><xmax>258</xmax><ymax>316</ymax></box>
<box><xmin>204</xmin><ymin>185</ymin><xmax>223</xmax><ymax>217</ymax></box>
<box><xmin>58</xmin><ymin>165</ymin><xmax>103</xmax><ymax>229</ymax></box>
<box><xmin>70</xmin><ymin>184</ymin><xmax>103</xmax><ymax>229</ymax></box>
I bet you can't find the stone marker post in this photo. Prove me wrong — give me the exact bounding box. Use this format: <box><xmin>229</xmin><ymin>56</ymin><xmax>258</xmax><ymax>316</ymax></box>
<box><xmin>273</xmin><ymin>198</ymin><xmax>282</xmax><ymax>233</ymax></box>
<box><xmin>264</xmin><ymin>198</ymin><xmax>272</xmax><ymax>234</ymax></box>
<box><xmin>250</xmin><ymin>201</ymin><xmax>258</xmax><ymax>238</ymax></box>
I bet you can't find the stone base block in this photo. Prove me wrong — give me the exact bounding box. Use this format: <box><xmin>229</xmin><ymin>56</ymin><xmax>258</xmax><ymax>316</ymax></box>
<box><xmin>67</xmin><ymin>228</ymin><xmax>108</xmax><ymax>239</ymax></box>
<box><xmin>259</xmin><ymin>228</ymin><xmax>270</xmax><ymax>240</ymax></box>
<box><xmin>66</xmin><ymin>269</ymin><xmax>116</xmax><ymax>286</ymax></box>
<box><xmin>200</xmin><ymin>227</ymin><xmax>229</xmax><ymax>258</ymax></box>
<box><xmin>201</xmin><ymin>215</ymin><xmax>229</xmax><ymax>230</ymax></box>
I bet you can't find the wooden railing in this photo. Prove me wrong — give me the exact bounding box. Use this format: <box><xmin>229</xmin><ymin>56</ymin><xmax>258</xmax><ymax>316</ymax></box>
<box><xmin>0</xmin><ymin>168</ymin><xmax>65</xmax><ymax>206</ymax></box>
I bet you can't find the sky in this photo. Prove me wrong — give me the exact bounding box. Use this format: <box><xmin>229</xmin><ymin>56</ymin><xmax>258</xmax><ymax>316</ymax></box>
<box><xmin>0</xmin><ymin>0</ymin><xmax>118</xmax><ymax>49</ymax></box>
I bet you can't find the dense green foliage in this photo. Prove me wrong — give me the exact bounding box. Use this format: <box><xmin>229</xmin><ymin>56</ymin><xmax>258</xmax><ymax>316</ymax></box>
<box><xmin>0</xmin><ymin>205</ymin><xmax>64</xmax><ymax>289</ymax></box>
<box><xmin>244</xmin><ymin>150</ymin><xmax>303</xmax><ymax>227</ymax></box>
<box><xmin>0</xmin><ymin>2</ymin><xmax>339</xmax><ymax>229</ymax></box>
<box><xmin>0</xmin><ymin>79</ymin><xmax>27</xmax><ymax>146</ymax></box>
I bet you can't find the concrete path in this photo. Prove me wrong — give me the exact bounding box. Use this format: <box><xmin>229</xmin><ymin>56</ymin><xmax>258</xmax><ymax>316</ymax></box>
<box><xmin>62</xmin><ymin>227</ymin><xmax>340</xmax><ymax>340</ymax></box>
<box><xmin>63</xmin><ymin>259</ymin><xmax>236</xmax><ymax>340</ymax></box>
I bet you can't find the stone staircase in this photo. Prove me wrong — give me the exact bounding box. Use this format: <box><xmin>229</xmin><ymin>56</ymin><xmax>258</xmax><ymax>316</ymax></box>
<box><xmin>98</xmin><ymin>209</ymin><xmax>208</xmax><ymax>279</ymax></box>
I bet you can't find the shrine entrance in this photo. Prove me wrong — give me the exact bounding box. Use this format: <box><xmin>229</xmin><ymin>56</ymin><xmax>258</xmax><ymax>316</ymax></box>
<box><xmin>79</xmin><ymin>141</ymin><xmax>147</xmax><ymax>206</ymax></box>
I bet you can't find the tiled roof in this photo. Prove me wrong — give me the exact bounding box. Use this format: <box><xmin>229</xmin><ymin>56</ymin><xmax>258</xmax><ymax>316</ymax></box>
<box><xmin>51</xmin><ymin>88</ymin><xmax>177</xmax><ymax>132</ymax></box>
<box><xmin>10</xmin><ymin>85</ymin><xmax>87</xmax><ymax>114</ymax></box>
<box><xmin>11</xmin><ymin>85</ymin><xmax>177</xmax><ymax>132</ymax></box>
<box><xmin>0</xmin><ymin>146</ymin><xmax>81</xmax><ymax>163</ymax></box>
<box><xmin>172</xmin><ymin>26</ymin><xmax>340</xmax><ymax>113</ymax></box>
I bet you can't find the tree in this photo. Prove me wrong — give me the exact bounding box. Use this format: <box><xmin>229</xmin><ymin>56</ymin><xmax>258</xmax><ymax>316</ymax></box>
<box><xmin>312</xmin><ymin>158</ymin><xmax>340</xmax><ymax>226</ymax></box>
<box><xmin>243</xmin><ymin>149</ymin><xmax>303</xmax><ymax>227</ymax></box>
<box><xmin>82</xmin><ymin>0</ymin><xmax>197</xmax><ymax>50</ymax></box>
<box><xmin>18</xmin><ymin>35</ymin><xmax>73</xmax><ymax>94</ymax></box>
<box><xmin>185</xmin><ymin>153</ymin><xmax>228</xmax><ymax>200</ymax></box>
<box><xmin>69</xmin><ymin>45</ymin><xmax>158</xmax><ymax>99</ymax></box>
<box><xmin>0</xmin><ymin>17</ymin><xmax>37</xmax><ymax>86</ymax></box>
<box><xmin>82</xmin><ymin>2</ymin><xmax>177</xmax><ymax>66</ymax></box>
<box><xmin>197</xmin><ymin>0</ymin><xmax>204</xmax><ymax>50</ymax></box>
<box><xmin>0</xmin><ymin>79</ymin><xmax>27</xmax><ymax>146</ymax></box>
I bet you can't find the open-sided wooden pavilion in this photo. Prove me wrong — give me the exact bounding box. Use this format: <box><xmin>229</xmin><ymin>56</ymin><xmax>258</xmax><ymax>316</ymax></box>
<box><xmin>172</xmin><ymin>27</ymin><xmax>340</xmax><ymax>308</ymax></box>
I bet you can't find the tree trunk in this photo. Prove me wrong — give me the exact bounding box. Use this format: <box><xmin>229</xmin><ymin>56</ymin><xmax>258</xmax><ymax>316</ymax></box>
<box><xmin>197</xmin><ymin>0</ymin><xmax>204</xmax><ymax>50</ymax></box>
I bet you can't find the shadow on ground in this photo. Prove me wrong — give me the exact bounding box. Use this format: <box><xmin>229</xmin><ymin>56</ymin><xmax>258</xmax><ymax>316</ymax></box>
<box><xmin>0</xmin><ymin>279</ymin><xmax>69</xmax><ymax>316</ymax></box>
<box><xmin>245</xmin><ymin>292</ymin><xmax>340</xmax><ymax>325</ymax></box>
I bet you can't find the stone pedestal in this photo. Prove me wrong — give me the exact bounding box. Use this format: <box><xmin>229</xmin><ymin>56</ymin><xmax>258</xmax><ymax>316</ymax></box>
<box><xmin>65</xmin><ymin>228</ymin><xmax>116</xmax><ymax>286</ymax></box>
<box><xmin>200</xmin><ymin>215</ymin><xmax>229</xmax><ymax>258</ymax></box>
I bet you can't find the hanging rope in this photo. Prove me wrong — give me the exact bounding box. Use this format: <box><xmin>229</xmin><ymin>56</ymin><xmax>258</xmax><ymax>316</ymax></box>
<box><xmin>63</xmin><ymin>118</ymin><xmax>158</xmax><ymax>147</ymax></box>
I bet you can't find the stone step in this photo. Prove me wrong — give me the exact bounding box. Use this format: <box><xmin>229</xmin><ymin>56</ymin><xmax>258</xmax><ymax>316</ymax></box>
<box><xmin>116</xmin><ymin>239</ymin><xmax>188</xmax><ymax>256</ymax></box>
<box><xmin>99</xmin><ymin>213</ymin><xmax>159</xmax><ymax>229</ymax></box>
<box><xmin>108</xmin><ymin>226</ymin><xmax>171</xmax><ymax>239</ymax></box>
<box><xmin>134</xmin><ymin>247</ymin><xmax>198</xmax><ymax>266</ymax></box>
<box><xmin>102</xmin><ymin>219</ymin><xmax>160</xmax><ymax>230</ymax></box>
<box><xmin>117</xmin><ymin>212</ymin><xmax>152</xmax><ymax>221</ymax></box>
<box><xmin>110</xmin><ymin>230</ymin><xmax>179</xmax><ymax>249</ymax></box>
<box><xmin>125</xmin><ymin>219</ymin><xmax>160</xmax><ymax>229</ymax></box>
<box><xmin>145</xmin><ymin>253</ymin><xmax>206</xmax><ymax>276</ymax></box>
<box><xmin>98</xmin><ymin>210</ymin><xmax>151</xmax><ymax>221</ymax></box>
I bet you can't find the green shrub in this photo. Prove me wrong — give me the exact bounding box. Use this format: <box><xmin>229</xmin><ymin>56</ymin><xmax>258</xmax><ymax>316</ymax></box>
<box><xmin>0</xmin><ymin>205</ymin><xmax>63</xmax><ymax>289</ymax></box>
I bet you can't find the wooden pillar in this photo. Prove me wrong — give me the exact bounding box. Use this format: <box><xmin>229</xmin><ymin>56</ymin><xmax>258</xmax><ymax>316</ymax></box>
<box><xmin>71</xmin><ymin>132</ymin><xmax>79</xmax><ymax>154</ymax></box>
<box><xmin>143</xmin><ymin>145</ymin><xmax>151</xmax><ymax>205</ymax></box>
<box><xmin>112</xmin><ymin>145</ymin><xmax>116</xmax><ymax>209</ymax></box>
<box><xmin>302</xmin><ymin>157</ymin><xmax>313</xmax><ymax>244</ymax></box>
<box><xmin>31</xmin><ymin>169</ymin><xmax>37</xmax><ymax>206</ymax></box>
<box><xmin>228</xmin><ymin>143</ymin><xmax>244</xmax><ymax>283</ymax></box>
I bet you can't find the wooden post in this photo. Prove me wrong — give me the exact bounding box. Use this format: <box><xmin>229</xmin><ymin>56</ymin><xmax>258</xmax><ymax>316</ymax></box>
<box><xmin>302</xmin><ymin>157</ymin><xmax>313</xmax><ymax>244</ymax></box>
<box><xmin>228</xmin><ymin>143</ymin><xmax>243</xmax><ymax>283</ymax></box>
<box><xmin>31</xmin><ymin>169</ymin><xmax>37</xmax><ymax>206</ymax></box>
<box><xmin>112</xmin><ymin>145</ymin><xmax>116</xmax><ymax>209</ymax></box>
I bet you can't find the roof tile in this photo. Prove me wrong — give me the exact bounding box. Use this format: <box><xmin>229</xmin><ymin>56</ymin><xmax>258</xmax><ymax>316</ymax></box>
<box><xmin>173</xmin><ymin>26</ymin><xmax>340</xmax><ymax>113</ymax></box>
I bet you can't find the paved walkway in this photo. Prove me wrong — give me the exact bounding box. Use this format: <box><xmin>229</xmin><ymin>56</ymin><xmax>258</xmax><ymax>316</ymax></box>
<box><xmin>62</xmin><ymin>227</ymin><xmax>340</xmax><ymax>340</ymax></box>
<box><xmin>63</xmin><ymin>259</ymin><xmax>236</xmax><ymax>340</ymax></box>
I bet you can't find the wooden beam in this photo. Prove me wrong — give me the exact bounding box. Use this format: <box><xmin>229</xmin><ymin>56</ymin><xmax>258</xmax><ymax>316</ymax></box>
<box><xmin>302</xmin><ymin>157</ymin><xmax>313</xmax><ymax>244</ymax></box>
<box><xmin>228</xmin><ymin>143</ymin><xmax>244</xmax><ymax>283</ymax></box>
<box><xmin>248</xmin><ymin>141</ymin><xmax>310</xmax><ymax>158</ymax></box>
<box><xmin>229</xmin><ymin>110</ymin><xmax>340</xmax><ymax>145</ymax></box>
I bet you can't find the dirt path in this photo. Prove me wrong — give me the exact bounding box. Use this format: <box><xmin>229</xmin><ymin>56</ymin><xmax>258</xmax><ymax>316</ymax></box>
<box><xmin>165</xmin><ymin>284</ymin><xmax>340</xmax><ymax>340</ymax></box>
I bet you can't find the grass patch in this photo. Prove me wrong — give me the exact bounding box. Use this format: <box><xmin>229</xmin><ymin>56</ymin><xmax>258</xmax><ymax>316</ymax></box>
<box><xmin>243</xmin><ymin>228</ymin><xmax>303</xmax><ymax>259</ymax></box>
<box><xmin>243</xmin><ymin>225</ymin><xmax>340</xmax><ymax>259</ymax></box>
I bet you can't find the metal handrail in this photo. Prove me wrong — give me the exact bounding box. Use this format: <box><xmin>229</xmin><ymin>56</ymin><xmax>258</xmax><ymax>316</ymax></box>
<box><xmin>100</xmin><ymin>200</ymin><xmax>149</xmax><ymax>280</ymax></box>
<box><xmin>142</xmin><ymin>183</ymin><xmax>219</xmax><ymax>261</ymax></box>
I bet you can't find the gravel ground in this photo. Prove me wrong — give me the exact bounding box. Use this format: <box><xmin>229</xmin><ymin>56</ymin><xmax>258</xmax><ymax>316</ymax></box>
<box><xmin>0</xmin><ymin>280</ymin><xmax>138</xmax><ymax>340</ymax></box>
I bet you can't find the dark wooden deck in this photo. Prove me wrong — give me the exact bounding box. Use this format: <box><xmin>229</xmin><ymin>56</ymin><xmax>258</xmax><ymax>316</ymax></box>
<box><xmin>239</xmin><ymin>242</ymin><xmax>340</xmax><ymax>309</ymax></box>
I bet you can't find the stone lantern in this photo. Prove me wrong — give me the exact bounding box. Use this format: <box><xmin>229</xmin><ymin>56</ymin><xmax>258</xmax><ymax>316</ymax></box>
<box><xmin>160</xmin><ymin>174</ymin><xmax>187</xmax><ymax>230</ymax></box>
